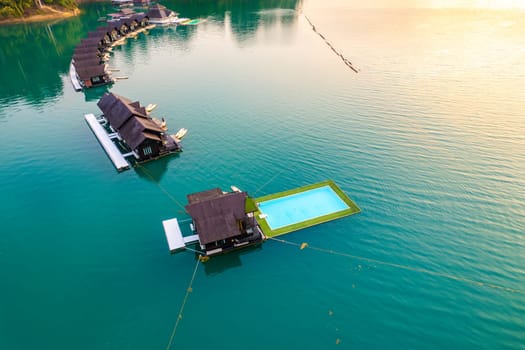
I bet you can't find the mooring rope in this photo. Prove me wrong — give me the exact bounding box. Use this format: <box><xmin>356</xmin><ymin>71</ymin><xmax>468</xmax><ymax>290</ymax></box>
<box><xmin>302</xmin><ymin>14</ymin><xmax>359</xmax><ymax>73</ymax></box>
<box><xmin>252</xmin><ymin>167</ymin><xmax>287</xmax><ymax>196</ymax></box>
<box><xmin>135</xmin><ymin>164</ymin><xmax>187</xmax><ymax>214</ymax></box>
<box><xmin>166</xmin><ymin>258</ymin><xmax>200</xmax><ymax>350</ymax></box>
<box><xmin>268</xmin><ymin>237</ymin><xmax>525</xmax><ymax>296</ymax></box>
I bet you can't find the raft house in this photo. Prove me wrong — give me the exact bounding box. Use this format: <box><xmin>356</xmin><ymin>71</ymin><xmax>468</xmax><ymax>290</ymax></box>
<box><xmin>85</xmin><ymin>92</ymin><xmax>186</xmax><ymax>171</ymax></box>
<box><xmin>146</xmin><ymin>4</ymin><xmax>179</xmax><ymax>24</ymax></box>
<box><xmin>70</xmin><ymin>13</ymin><xmax>153</xmax><ymax>91</ymax></box>
<box><xmin>163</xmin><ymin>180</ymin><xmax>360</xmax><ymax>257</ymax></box>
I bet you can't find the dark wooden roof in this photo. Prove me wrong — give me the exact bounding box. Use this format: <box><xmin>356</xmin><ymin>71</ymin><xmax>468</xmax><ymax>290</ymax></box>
<box><xmin>185</xmin><ymin>191</ymin><xmax>248</xmax><ymax>245</ymax></box>
<box><xmin>86</xmin><ymin>32</ymin><xmax>106</xmax><ymax>40</ymax></box>
<box><xmin>73</xmin><ymin>57</ymin><xmax>102</xmax><ymax>68</ymax></box>
<box><xmin>97</xmin><ymin>93</ymin><xmax>148</xmax><ymax>129</ymax></box>
<box><xmin>187</xmin><ymin>188</ymin><xmax>223</xmax><ymax>204</ymax></box>
<box><xmin>97</xmin><ymin>93</ymin><xmax>169</xmax><ymax>150</ymax></box>
<box><xmin>79</xmin><ymin>39</ymin><xmax>104</xmax><ymax>46</ymax></box>
<box><xmin>73</xmin><ymin>46</ymin><xmax>103</xmax><ymax>56</ymax></box>
<box><xmin>146</xmin><ymin>4</ymin><xmax>178</xmax><ymax>19</ymax></box>
<box><xmin>134</xmin><ymin>115</ymin><xmax>164</xmax><ymax>132</ymax></box>
<box><xmin>76</xmin><ymin>65</ymin><xmax>107</xmax><ymax>80</ymax></box>
<box><xmin>119</xmin><ymin>116</ymin><xmax>163</xmax><ymax>149</ymax></box>
<box><xmin>73</xmin><ymin>53</ymin><xmax>102</xmax><ymax>61</ymax></box>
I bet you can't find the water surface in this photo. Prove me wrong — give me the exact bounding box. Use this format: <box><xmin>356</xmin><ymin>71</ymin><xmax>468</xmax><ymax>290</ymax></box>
<box><xmin>0</xmin><ymin>0</ymin><xmax>524</xmax><ymax>349</ymax></box>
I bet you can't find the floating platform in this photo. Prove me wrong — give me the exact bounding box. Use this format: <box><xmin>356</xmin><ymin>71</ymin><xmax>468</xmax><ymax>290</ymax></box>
<box><xmin>163</xmin><ymin>218</ymin><xmax>199</xmax><ymax>253</ymax></box>
<box><xmin>69</xmin><ymin>62</ymin><xmax>82</xmax><ymax>91</ymax></box>
<box><xmin>162</xmin><ymin>181</ymin><xmax>360</xmax><ymax>256</ymax></box>
<box><xmin>253</xmin><ymin>180</ymin><xmax>361</xmax><ymax>238</ymax></box>
<box><xmin>84</xmin><ymin>113</ymin><xmax>130</xmax><ymax>172</ymax></box>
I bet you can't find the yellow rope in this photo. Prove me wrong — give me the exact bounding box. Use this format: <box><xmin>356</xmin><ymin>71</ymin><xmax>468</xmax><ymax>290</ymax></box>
<box><xmin>135</xmin><ymin>163</ymin><xmax>187</xmax><ymax>213</ymax></box>
<box><xmin>166</xmin><ymin>259</ymin><xmax>200</xmax><ymax>350</ymax></box>
<box><xmin>268</xmin><ymin>237</ymin><xmax>525</xmax><ymax>295</ymax></box>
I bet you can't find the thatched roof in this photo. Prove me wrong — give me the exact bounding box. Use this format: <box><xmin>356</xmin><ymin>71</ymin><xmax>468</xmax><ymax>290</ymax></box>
<box><xmin>119</xmin><ymin>117</ymin><xmax>163</xmax><ymax>149</ymax></box>
<box><xmin>186</xmin><ymin>191</ymin><xmax>248</xmax><ymax>245</ymax></box>
<box><xmin>76</xmin><ymin>65</ymin><xmax>107</xmax><ymax>80</ymax></box>
<box><xmin>97</xmin><ymin>93</ymin><xmax>148</xmax><ymax>129</ymax></box>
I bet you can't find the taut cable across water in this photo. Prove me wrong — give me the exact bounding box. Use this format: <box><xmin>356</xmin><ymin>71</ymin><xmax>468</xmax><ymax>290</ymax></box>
<box><xmin>268</xmin><ymin>237</ymin><xmax>525</xmax><ymax>296</ymax></box>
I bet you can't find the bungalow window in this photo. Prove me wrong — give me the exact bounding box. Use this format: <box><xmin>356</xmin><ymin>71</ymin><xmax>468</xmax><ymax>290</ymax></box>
<box><xmin>143</xmin><ymin>146</ymin><xmax>152</xmax><ymax>155</ymax></box>
<box><xmin>92</xmin><ymin>76</ymin><xmax>101</xmax><ymax>83</ymax></box>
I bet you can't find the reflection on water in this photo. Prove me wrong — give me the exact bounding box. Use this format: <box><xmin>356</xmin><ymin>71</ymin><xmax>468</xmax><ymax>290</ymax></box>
<box><xmin>134</xmin><ymin>154</ymin><xmax>179</xmax><ymax>182</ymax></box>
<box><xmin>0</xmin><ymin>0</ymin><xmax>302</xmax><ymax>107</ymax></box>
<box><xmin>304</xmin><ymin>0</ymin><xmax>525</xmax><ymax>9</ymax></box>
<box><xmin>0</xmin><ymin>3</ymin><xmax>115</xmax><ymax>105</ymax></box>
<box><xmin>82</xmin><ymin>84</ymin><xmax>110</xmax><ymax>102</ymax></box>
<box><xmin>202</xmin><ymin>244</ymin><xmax>264</xmax><ymax>275</ymax></box>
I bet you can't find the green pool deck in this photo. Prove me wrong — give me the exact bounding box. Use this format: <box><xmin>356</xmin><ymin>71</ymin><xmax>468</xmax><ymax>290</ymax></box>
<box><xmin>248</xmin><ymin>180</ymin><xmax>360</xmax><ymax>238</ymax></box>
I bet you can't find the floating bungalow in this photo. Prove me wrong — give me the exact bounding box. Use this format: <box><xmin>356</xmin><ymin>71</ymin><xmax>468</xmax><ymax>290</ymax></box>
<box><xmin>146</xmin><ymin>4</ymin><xmax>180</xmax><ymax>24</ymax></box>
<box><xmin>164</xmin><ymin>187</ymin><xmax>265</xmax><ymax>256</ymax></box>
<box><xmin>75</xmin><ymin>65</ymin><xmax>113</xmax><ymax>89</ymax></box>
<box><xmin>70</xmin><ymin>14</ymin><xmax>152</xmax><ymax>91</ymax></box>
<box><xmin>163</xmin><ymin>181</ymin><xmax>361</xmax><ymax>257</ymax></box>
<box><xmin>85</xmin><ymin>92</ymin><xmax>185</xmax><ymax>171</ymax></box>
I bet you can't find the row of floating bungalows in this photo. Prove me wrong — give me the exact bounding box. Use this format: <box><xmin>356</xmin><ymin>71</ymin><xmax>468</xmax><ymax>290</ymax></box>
<box><xmin>71</xmin><ymin>14</ymin><xmax>152</xmax><ymax>90</ymax></box>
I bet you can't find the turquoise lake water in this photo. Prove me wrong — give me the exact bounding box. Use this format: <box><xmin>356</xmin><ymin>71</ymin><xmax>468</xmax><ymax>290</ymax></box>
<box><xmin>259</xmin><ymin>186</ymin><xmax>349</xmax><ymax>229</ymax></box>
<box><xmin>1</xmin><ymin>0</ymin><xmax>524</xmax><ymax>349</ymax></box>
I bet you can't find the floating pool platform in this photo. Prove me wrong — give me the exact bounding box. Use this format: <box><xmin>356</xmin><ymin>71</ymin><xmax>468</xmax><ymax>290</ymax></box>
<box><xmin>162</xmin><ymin>180</ymin><xmax>359</xmax><ymax>256</ymax></box>
<box><xmin>253</xmin><ymin>180</ymin><xmax>360</xmax><ymax>238</ymax></box>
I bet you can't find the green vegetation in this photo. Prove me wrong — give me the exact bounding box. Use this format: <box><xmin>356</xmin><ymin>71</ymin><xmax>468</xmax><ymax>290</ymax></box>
<box><xmin>0</xmin><ymin>0</ymin><xmax>77</xmax><ymax>19</ymax></box>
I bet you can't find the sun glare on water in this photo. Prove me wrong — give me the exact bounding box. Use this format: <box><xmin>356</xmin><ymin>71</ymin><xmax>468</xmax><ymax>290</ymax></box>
<box><xmin>313</xmin><ymin>0</ymin><xmax>525</xmax><ymax>10</ymax></box>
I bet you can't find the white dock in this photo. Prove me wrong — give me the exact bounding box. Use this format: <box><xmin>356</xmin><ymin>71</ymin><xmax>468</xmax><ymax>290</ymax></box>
<box><xmin>69</xmin><ymin>62</ymin><xmax>82</xmax><ymax>91</ymax></box>
<box><xmin>84</xmin><ymin>113</ymin><xmax>130</xmax><ymax>171</ymax></box>
<box><xmin>163</xmin><ymin>218</ymin><xmax>199</xmax><ymax>253</ymax></box>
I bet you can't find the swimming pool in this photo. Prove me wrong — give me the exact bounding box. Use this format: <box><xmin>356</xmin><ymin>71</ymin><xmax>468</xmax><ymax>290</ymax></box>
<box><xmin>258</xmin><ymin>185</ymin><xmax>350</xmax><ymax>230</ymax></box>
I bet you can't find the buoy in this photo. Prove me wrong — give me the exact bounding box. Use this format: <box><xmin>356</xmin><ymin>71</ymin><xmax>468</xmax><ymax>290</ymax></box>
<box><xmin>198</xmin><ymin>255</ymin><xmax>210</xmax><ymax>263</ymax></box>
<box><xmin>300</xmin><ymin>242</ymin><xmax>308</xmax><ymax>250</ymax></box>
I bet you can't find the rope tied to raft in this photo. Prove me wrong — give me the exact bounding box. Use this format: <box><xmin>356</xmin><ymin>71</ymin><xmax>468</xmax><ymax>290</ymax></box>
<box><xmin>166</xmin><ymin>258</ymin><xmax>200</xmax><ymax>350</ymax></box>
<box><xmin>268</xmin><ymin>237</ymin><xmax>525</xmax><ymax>296</ymax></box>
<box><xmin>135</xmin><ymin>163</ymin><xmax>187</xmax><ymax>214</ymax></box>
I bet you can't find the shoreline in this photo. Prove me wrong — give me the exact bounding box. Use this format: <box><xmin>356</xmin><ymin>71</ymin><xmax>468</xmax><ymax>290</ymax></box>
<box><xmin>0</xmin><ymin>7</ymin><xmax>81</xmax><ymax>25</ymax></box>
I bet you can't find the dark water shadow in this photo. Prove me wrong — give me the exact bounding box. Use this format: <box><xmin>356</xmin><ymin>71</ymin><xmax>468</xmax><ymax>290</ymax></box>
<box><xmin>134</xmin><ymin>153</ymin><xmax>180</xmax><ymax>182</ymax></box>
<box><xmin>200</xmin><ymin>243</ymin><xmax>263</xmax><ymax>275</ymax></box>
<box><xmin>83</xmin><ymin>84</ymin><xmax>110</xmax><ymax>102</ymax></box>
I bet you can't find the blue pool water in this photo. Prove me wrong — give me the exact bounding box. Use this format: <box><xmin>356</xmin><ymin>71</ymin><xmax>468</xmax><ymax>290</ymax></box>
<box><xmin>258</xmin><ymin>186</ymin><xmax>349</xmax><ymax>229</ymax></box>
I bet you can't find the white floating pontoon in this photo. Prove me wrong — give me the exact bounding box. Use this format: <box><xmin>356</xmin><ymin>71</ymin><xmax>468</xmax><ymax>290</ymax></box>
<box><xmin>163</xmin><ymin>218</ymin><xmax>199</xmax><ymax>253</ymax></box>
<box><xmin>84</xmin><ymin>113</ymin><xmax>130</xmax><ymax>171</ymax></box>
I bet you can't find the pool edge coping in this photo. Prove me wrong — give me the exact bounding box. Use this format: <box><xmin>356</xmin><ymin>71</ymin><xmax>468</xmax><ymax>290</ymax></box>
<box><xmin>253</xmin><ymin>180</ymin><xmax>361</xmax><ymax>238</ymax></box>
